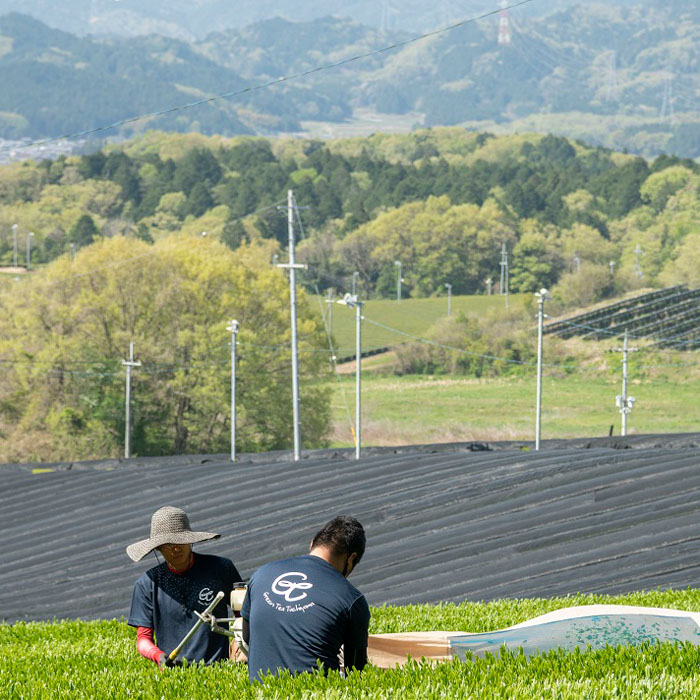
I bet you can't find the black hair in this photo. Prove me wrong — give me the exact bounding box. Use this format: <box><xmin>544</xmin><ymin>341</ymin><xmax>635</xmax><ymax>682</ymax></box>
<box><xmin>311</xmin><ymin>515</ymin><xmax>366</xmax><ymax>565</ymax></box>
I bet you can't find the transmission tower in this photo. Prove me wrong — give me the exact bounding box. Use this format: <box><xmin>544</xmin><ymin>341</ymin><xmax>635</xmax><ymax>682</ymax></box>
<box><xmin>634</xmin><ymin>244</ymin><xmax>644</xmax><ymax>279</ymax></box>
<box><xmin>380</xmin><ymin>0</ymin><xmax>398</xmax><ymax>33</ymax></box>
<box><xmin>497</xmin><ymin>0</ymin><xmax>511</xmax><ymax>46</ymax></box>
<box><xmin>88</xmin><ymin>0</ymin><xmax>102</xmax><ymax>31</ymax></box>
<box><xmin>604</xmin><ymin>51</ymin><xmax>618</xmax><ymax>102</ymax></box>
<box><xmin>660</xmin><ymin>75</ymin><xmax>675</xmax><ymax>123</ymax></box>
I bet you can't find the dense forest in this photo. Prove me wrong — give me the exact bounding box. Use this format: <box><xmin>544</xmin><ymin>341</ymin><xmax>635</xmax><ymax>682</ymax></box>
<box><xmin>1</xmin><ymin>128</ymin><xmax>699</xmax><ymax>305</ymax></box>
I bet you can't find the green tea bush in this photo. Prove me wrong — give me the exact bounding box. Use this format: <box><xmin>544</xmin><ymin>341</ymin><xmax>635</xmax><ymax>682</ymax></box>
<box><xmin>2</xmin><ymin>590</ymin><xmax>699</xmax><ymax>699</ymax></box>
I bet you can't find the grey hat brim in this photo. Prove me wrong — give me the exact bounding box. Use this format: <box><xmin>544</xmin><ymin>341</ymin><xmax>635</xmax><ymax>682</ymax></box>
<box><xmin>126</xmin><ymin>530</ymin><xmax>220</xmax><ymax>562</ymax></box>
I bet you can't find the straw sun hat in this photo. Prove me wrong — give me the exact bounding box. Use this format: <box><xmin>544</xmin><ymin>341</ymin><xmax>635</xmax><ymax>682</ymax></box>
<box><xmin>126</xmin><ymin>506</ymin><xmax>220</xmax><ymax>562</ymax></box>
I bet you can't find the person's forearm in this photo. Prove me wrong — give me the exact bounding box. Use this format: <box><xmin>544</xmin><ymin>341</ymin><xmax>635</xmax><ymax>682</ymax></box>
<box><xmin>136</xmin><ymin>626</ymin><xmax>164</xmax><ymax>664</ymax></box>
<box><xmin>343</xmin><ymin>644</ymin><xmax>368</xmax><ymax>671</ymax></box>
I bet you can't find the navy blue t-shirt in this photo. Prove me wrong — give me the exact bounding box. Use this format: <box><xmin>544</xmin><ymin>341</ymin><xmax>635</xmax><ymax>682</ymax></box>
<box><xmin>241</xmin><ymin>554</ymin><xmax>370</xmax><ymax>681</ymax></box>
<box><xmin>128</xmin><ymin>553</ymin><xmax>241</xmax><ymax>664</ymax></box>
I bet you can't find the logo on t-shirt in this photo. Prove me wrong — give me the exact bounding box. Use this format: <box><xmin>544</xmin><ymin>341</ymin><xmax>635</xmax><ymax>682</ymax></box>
<box><xmin>198</xmin><ymin>587</ymin><xmax>215</xmax><ymax>605</ymax></box>
<box><xmin>271</xmin><ymin>572</ymin><xmax>313</xmax><ymax>602</ymax></box>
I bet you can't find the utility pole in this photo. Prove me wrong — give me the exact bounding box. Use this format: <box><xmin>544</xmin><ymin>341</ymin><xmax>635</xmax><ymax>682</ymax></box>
<box><xmin>613</xmin><ymin>328</ymin><xmax>638</xmax><ymax>436</ymax></box>
<box><xmin>326</xmin><ymin>288</ymin><xmax>333</xmax><ymax>339</ymax></box>
<box><xmin>11</xmin><ymin>224</ymin><xmax>17</xmax><ymax>268</ymax></box>
<box><xmin>26</xmin><ymin>232</ymin><xmax>34</xmax><ymax>271</ymax></box>
<box><xmin>338</xmin><ymin>293</ymin><xmax>363</xmax><ymax>460</ymax></box>
<box><xmin>609</xmin><ymin>260</ymin><xmax>615</xmax><ymax>276</ymax></box>
<box><xmin>660</xmin><ymin>75</ymin><xmax>674</xmax><ymax>123</ymax></box>
<box><xmin>122</xmin><ymin>341</ymin><xmax>141</xmax><ymax>459</ymax></box>
<box><xmin>534</xmin><ymin>289</ymin><xmax>548</xmax><ymax>451</ymax></box>
<box><xmin>634</xmin><ymin>244</ymin><xmax>644</xmax><ymax>279</ymax></box>
<box><xmin>573</xmin><ymin>254</ymin><xmax>581</xmax><ymax>273</ymax></box>
<box><xmin>445</xmin><ymin>283</ymin><xmax>452</xmax><ymax>316</ymax></box>
<box><xmin>499</xmin><ymin>243</ymin><xmax>506</xmax><ymax>293</ymax></box>
<box><xmin>486</xmin><ymin>277</ymin><xmax>493</xmax><ymax>295</ymax></box>
<box><xmin>227</xmin><ymin>320</ymin><xmax>239</xmax><ymax>462</ymax></box>
<box><xmin>70</xmin><ymin>243</ymin><xmax>76</xmax><ymax>261</ymax></box>
<box><xmin>499</xmin><ymin>243</ymin><xmax>509</xmax><ymax>310</ymax></box>
<box><xmin>277</xmin><ymin>190</ymin><xmax>306</xmax><ymax>461</ymax></box>
<box><xmin>394</xmin><ymin>260</ymin><xmax>402</xmax><ymax>301</ymax></box>
<box><xmin>354</xmin><ymin>297</ymin><xmax>362</xmax><ymax>460</ymax></box>
<box><xmin>352</xmin><ymin>271</ymin><xmax>358</xmax><ymax>297</ymax></box>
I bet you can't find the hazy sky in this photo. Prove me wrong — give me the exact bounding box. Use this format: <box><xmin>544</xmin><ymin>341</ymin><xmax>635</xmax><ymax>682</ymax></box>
<box><xmin>0</xmin><ymin>0</ymin><xmax>634</xmax><ymax>39</ymax></box>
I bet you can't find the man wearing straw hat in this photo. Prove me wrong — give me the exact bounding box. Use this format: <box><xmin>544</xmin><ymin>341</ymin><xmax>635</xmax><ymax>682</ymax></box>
<box><xmin>126</xmin><ymin>506</ymin><xmax>243</xmax><ymax>667</ymax></box>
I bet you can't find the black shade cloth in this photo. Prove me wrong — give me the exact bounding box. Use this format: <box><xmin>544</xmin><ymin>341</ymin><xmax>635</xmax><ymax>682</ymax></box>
<box><xmin>1</xmin><ymin>434</ymin><xmax>699</xmax><ymax>623</ymax></box>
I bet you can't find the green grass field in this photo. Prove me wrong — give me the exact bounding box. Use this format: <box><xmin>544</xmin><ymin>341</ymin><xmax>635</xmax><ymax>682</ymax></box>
<box><xmin>3</xmin><ymin>590</ymin><xmax>699</xmax><ymax>698</ymax></box>
<box><xmin>329</xmin><ymin>374</ymin><xmax>700</xmax><ymax>446</ymax></box>
<box><xmin>313</xmin><ymin>293</ymin><xmax>526</xmax><ymax>359</ymax></box>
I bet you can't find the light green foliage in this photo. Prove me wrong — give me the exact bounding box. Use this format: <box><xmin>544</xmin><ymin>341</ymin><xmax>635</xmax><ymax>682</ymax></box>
<box><xmin>156</xmin><ymin>191</ymin><xmax>186</xmax><ymax>217</ymax></box>
<box><xmin>660</xmin><ymin>233</ymin><xmax>700</xmax><ymax>288</ymax></box>
<box><xmin>640</xmin><ymin>166</ymin><xmax>693</xmax><ymax>212</ymax></box>
<box><xmin>0</xmin><ymin>237</ymin><xmax>331</xmax><ymax>461</ymax></box>
<box><xmin>610</xmin><ymin>170</ymin><xmax>700</xmax><ymax>284</ymax></box>
<box><xmin>393</xmin><ymin>310</ymin><xmax>536</xmax><ymax>377</ymax></box>
<box><xmin>509</xmin><ymin>232</ymin><xmax>561</xmax><ymax>293</ymax></box>
<box><xmin>371</xmin><ymin>590</ymin><xmax>700</xmax><ymax>633</ymax></box>
<box><xmin>0</xmin><ymin>177</ymin><xmax>123</xmax><ymax>261</ymax></box>
<box><xmin>326</xmin><ymin>129</ymin><xmax>486</xmax><ymax>166</ymax></box>
<box><xmin>2</xmin><ymin>591</ymin><xmax>699</xmax><ymax>698</ymax></box>
<box><xmin>120</xmin><ymin>131</ymin><xmax>231</xmax><ymax>162</ymax></box>
<box><xmin>558</xmin><ymin>224</ymin><xmax>616</xmax><ymax>266</ymax></box>
<box><xmin>0</xmin><ymin>161</ymin><xmax>43</xmax><ymax>205</ymax></box>
<box><xmin>178</xmin><ymin>205</ymin><xmax>230</xmax><ymax>240</ymax></box>
<box><xmin>337</xmin><ymin>196</ymin><xmax>517</xmax><ymax>298</ymax></box>
<box><xmin>552</xmin><ymin>263</ymin><xmax>615</xmax><ymax>310</ymax></box>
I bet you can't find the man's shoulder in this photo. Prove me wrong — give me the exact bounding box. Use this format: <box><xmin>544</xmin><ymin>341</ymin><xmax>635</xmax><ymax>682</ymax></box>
<box><xmin>252</xmin><ymin>555</ymin><xmax>308</xmax><ymax>577</ymax></box>
<box><xmin>342</xmin><ymin>577</ymin><xmax>365</xmax><ymax>600</ymax></box>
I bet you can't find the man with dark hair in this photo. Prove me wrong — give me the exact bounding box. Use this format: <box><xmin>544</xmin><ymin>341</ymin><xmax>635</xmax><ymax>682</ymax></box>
<box><xmin>241</xmin><ymin>515</ymin><xmax>370</xmax><ymax>681</ymax></box>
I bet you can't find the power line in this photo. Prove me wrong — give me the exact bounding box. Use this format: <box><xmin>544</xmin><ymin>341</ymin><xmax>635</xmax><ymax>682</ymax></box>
<box><xmin>2</xmin><ymin>0</ymin><xmax>537</xmax><ymax>155</ymax></box>
<box><xmin>510</xmin><ymin>16</ymin><xmax>592</xmax><ymax>72</ymax></box>
<box><xmin>363</xmin><ymin>316</ymin><xmax>562</xmax><ymax>368</ymax></box>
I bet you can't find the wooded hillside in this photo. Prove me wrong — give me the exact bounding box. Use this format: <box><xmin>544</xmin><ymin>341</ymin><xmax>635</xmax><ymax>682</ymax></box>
<box><xmin>0</xmin><ymin>3</ymin><xmax>698</xmax><ymax>157</ymax></box>
<box><xmin>2</xmin><ymin>129</ymin><xmax>698</xmax><ymax>301</ymax></box>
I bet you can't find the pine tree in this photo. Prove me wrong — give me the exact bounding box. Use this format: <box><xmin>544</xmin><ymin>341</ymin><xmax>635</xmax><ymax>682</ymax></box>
<box><xmin>69</xmin><ymin>215</ymin><xmax>100</xmax><ymax>247</ymax></box>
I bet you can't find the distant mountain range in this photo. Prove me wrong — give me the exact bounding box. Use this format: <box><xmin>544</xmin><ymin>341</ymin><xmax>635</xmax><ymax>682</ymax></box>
<box><xmin>0</xmin><ymin>13</ymin><xmax>350</xmax><ymax>139</ymax></box>
<box><xmin>0</xmin><ymin>0</ymin><xmax>643</xmax><ymax>39</ymax></box>
<box><xmin>0</xmin><ymin>2</ymin><xmax>698</xmax><ymax>158</ymax></box>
